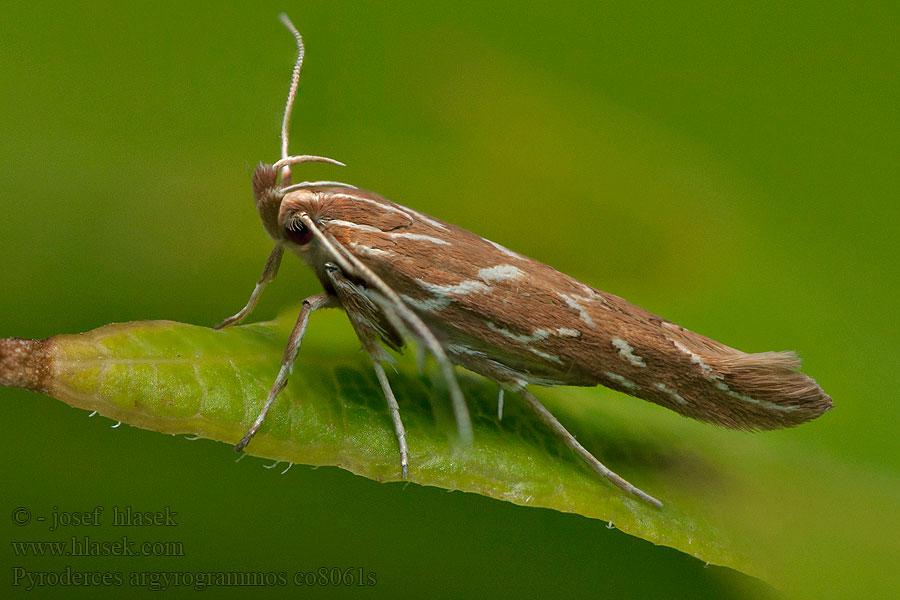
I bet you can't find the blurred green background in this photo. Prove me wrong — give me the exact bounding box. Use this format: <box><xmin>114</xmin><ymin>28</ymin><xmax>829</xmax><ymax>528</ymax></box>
<box><xmin>2</xmin><ymin>1</ymin><xmax>897</xmax><ymax>598</ymax></box>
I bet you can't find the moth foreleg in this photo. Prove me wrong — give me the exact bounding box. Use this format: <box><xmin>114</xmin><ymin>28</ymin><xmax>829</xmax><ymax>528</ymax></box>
<box><xmin>234</xmin><ymin>292</ymin><xmax>332</xmax><ymax>452</ymax></box>
<box><xmin>373</xmin><ymin>360</ymin><xmax>409</xmax><ymax>479</ymax></box>
<box><xmin>517</xmin><ymin>387</ymin><xmax>663</xmax><ymax>509</ymax></box>
<box><xmin>216</xmin><ymin>244</ymin><xmax>285</xmax><ymax>329</ymax></box>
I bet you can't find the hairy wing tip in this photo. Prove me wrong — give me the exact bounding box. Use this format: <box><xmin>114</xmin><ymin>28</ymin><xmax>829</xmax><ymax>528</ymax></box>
<box><xmin>696</xmin><ymin>349</ymin><xmax>833</xmax><ymax>430</ymax></box>
<box><xmin>717</xmin><ymin>350</ymin><xmax>801</xmax><ymax>372</ymax></box>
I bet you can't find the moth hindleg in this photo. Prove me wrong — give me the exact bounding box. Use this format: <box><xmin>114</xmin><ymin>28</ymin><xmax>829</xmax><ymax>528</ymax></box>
<box><xmin>322</xmin><ymin>262</ymin><xmax>410</xmax><ymax>478</ymax></box>
<box><xmin>516</xmin><ymin>387</ymin><xmax>663</xmax><ymax>509</ymax></box>
<box><xmin>216</xmin><ymin>244</ymin><xmax>285</xmax><ymax>329</ymax></box>
<box><xmin>304</xmin><ymin>219</ymin><xmax>473</xmax><ymax>444</ymax></box>
<box><xmin>373</xmin><ymin>361</ymin><xmax>409</xmax><ymax>478</ymax></box>
<box><xmin>234</xmin><ymin>292</ymin><xmax>333</xmax><ymax>452</ymax></box>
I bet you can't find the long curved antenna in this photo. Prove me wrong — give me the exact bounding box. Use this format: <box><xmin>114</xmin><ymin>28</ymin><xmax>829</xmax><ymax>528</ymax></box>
<box><xmin>276</xmin><ymin>14</ymin><xmax>346</xmax><ymax>188</ymax></box>
<box><xmin>277</xmin><ymin>13</ymin><xmax>305</xmax><ymax>185</ymax></box>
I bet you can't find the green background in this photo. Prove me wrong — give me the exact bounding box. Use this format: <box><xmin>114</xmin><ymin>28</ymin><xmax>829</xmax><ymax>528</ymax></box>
<box><xmin>2</xmin><ymin>1</ymin><xmax>897</xmax><ymax>598</ymax></box>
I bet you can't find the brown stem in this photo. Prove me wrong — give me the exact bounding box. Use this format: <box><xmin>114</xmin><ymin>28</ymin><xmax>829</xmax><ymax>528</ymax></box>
<box><xmin>0</xmin><ymin>338</ymin><xmax>50</xmax><ymax>392</ymax></box>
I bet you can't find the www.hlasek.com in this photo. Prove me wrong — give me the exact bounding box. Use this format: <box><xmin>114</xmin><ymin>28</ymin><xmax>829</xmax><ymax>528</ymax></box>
<box><xmin>11</xmin><ymin>536</ymin><xmax>184</xmax><ymax>558</ymax></box>
<box><xmin>11</xmin><ymin>567</ymin><xmax>378</xmax><ymax>591</ymax></box>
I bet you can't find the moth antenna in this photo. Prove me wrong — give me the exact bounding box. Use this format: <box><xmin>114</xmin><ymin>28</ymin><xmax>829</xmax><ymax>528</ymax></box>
<box><xmin>275</xmin><ymin>14</ymin><xmax>346</xmax><ymax>187</ymax></box>
<box><xmin>278</xmin><ymin>13</ymin><xmax>305</xmax><ymax>185</ymax></box>
<box><xmin>298</xmin><ymin>214</ymin><xmax>474</xmax><ymax>444</ymax></box>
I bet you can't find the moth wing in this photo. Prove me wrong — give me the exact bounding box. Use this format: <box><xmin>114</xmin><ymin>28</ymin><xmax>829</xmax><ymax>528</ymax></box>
<box><xmin>321</xmin><ymin>189</ymin><xmax>832</xmax><ymax>431</ymax></box>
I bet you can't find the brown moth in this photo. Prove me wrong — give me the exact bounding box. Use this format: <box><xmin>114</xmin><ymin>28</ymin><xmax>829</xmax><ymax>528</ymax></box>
<box><xmin>219</xmin><ymin>15</ymin><xmax>833</xmax><ymax>508</ymax></box>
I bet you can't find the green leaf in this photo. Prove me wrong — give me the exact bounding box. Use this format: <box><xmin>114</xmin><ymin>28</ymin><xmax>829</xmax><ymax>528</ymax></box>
<box><xmin>2</xmin><ymin>309</ymin><xmax>896</xmax><ymax>596</ymax></box>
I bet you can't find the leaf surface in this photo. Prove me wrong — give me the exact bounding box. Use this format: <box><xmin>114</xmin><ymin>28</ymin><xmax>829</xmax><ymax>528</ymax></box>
<box><xmin>3</xmin><ymin>309</ymin><xmax>896</xmax><ymax>596</ymax></box>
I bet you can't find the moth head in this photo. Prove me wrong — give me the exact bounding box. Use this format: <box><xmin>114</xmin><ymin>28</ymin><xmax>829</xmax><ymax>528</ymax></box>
<box><xmin>250</xmin><ymin>162</ymin><xmax>332</xmax><ymax>249</ymax></box>
<box><xmin>251</xmin><ymin>163</ymin><xmax>283</xmax><ymax>240</ymax></box>
<box><xmin>251</xmin><ymin>16</ymin><xmax>349</xmax><ymax>253</ymax></box>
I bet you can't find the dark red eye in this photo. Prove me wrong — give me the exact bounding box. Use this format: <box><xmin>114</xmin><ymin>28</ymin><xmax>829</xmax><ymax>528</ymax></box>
<box><xmin>285</xmin><ymin>221</ymin><xmax>313</xmax><ymax>245</ymax></box>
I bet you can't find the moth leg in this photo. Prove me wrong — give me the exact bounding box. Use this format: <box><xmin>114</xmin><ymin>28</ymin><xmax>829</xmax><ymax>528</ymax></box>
<box><xmin>373</xmin><ymin>360</ymin><xmax>409</xmax><ymax>479</ymax></box>
<box><xmin>303</xmin><ymin>221</ymin><xmax>473</xmax><ymax>444</ymax></box>
<box><xmin>234</xmin><ymin>292</ymin><xmax>333</xmax><ymax>452</ymax></box>
<box><xmin>517</xmin><ymin>387</ymin><xmax>663</xmax><ymax>509</ymax></box>
<box><xmin>216</xmin><ymin>244</ymin><xmax>284</xmax><ymax>329</ymax></box>
<box><xmin>320</xmin><ymin>261</ymin><xmax>410</xmax><ymax>478</ymax></box>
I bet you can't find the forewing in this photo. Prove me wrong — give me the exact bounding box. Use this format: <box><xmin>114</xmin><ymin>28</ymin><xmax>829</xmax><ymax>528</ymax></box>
<box><xmin>317</xmin><ymin>187</ymin><xmax>832</xmax><ymax>431</ymax></box>
<box><xmin>316</xmin><ymin>187</ymin><xmax>622</xmax><ymax>383</ymax></box>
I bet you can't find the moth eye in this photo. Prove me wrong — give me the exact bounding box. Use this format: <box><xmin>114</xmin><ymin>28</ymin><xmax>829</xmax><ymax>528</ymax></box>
<box><xmin>285</xmin><ymin>220</ymin><xmax>313</xmax><ymax>245</ymax></box>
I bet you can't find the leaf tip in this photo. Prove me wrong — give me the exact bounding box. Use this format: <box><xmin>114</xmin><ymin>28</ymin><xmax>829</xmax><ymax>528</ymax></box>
<box><xmin>0</xmin><ymin>337</ymin><xmax>50</xmax><ymax>392</ymax></box>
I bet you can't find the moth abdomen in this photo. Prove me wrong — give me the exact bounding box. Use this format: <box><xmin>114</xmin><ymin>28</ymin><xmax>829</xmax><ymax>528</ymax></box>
<box><xmin>591</xmin><ymin>324</ymin><xmax>834</xmax><ymax>431</ymax></box>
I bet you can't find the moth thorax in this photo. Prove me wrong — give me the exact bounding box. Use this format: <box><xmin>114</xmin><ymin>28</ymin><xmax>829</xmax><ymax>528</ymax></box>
<box><xmin>251</xmin><ymin>163</ymin><xmax>284</xmax><ymax>240</ymax></box>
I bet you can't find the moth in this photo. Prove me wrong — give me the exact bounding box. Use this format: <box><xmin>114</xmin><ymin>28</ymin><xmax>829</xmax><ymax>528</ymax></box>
<box><xmin>219</xmin><ymin>15</ymin><xmax>833</xmax><ymax>508</ymax></box>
